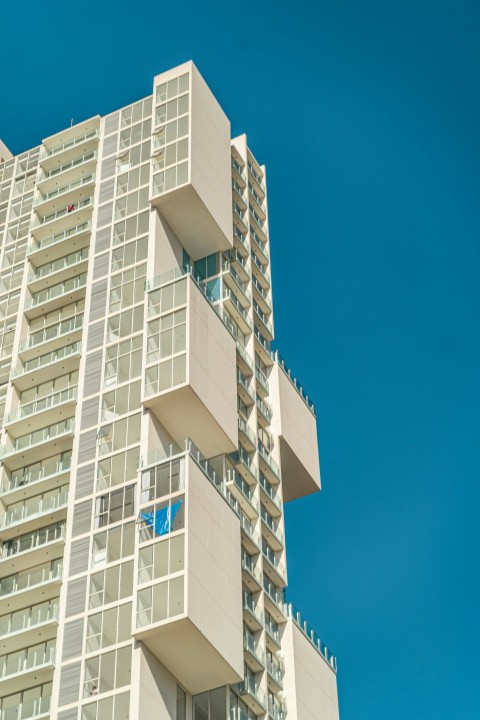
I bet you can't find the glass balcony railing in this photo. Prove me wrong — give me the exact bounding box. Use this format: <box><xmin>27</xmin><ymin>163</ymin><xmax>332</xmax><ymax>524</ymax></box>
<box><xmin>268</xmin><ymin>698</ymin><xmax>286</xmax><ymax>720</ymax></box>
<box><xmin>20</xmin><ymin>315</ymin><xmax>83</xmax><ymax>351</ymax></box>
<box><xmin>0</xmin><ymin>599</ymin><xmax>59</xmax><ymax>638</ymax></box>
<box><xmin>225</xmin><ymin>248</ymin><xmax>249</xmax><ymax>274</ymax></box>
<box><xmin>286</xmin><ymin>603</ymin><xmax>337</xmax><ymax>671</ymax></box>
<box><xmin>11</xmin><ymin>342</ymin><xmax>81</xmax><ymax>380</ymax></box>
<box><xmin>233</xmin><ymin>204</ymin><xmax>248</xmax><ymax>228</ymax></box>
<box><xmin>28</xmin><ymin>248</ymin><xmax>89</xmax><ymax>283</ymax></box>
<box><xmin>244</xmin><ymin>629</ymin><xmax>264</xmax><ymax>666</ymax></box>
<box><xmin>249</xmin><ymin>185</ymin><xmax>265</xmax><ymax>211</ymax></box>
<box><xmin>41</xmin><ymin>130</ymin><xmax>98</xmax><ymax>159</ymax></box>
<box><xmin>255</xmin><ymin>366</ymin><xmax>269</xmax><ymax>394</ymax></box>
<box><xmin>236</xmin><ymin>342</ymin><xmax>253</xmax><ymax>371</ymax></box>
<box><xmin>256</xmin><ymin>395</ymin><xmax>273</xmax><ymax>424</ymax></box>
<box><xmin>0</xmin><ymin>419</ymin><xmax>74</xmax><ymax>460</ymax></box>
<box><xmin>232</xmin><ymin>158</ymin><xmax>245</xmax><ymax>177</ymax></box>
<box><xmin>233</xmin><ymin>225</ymin><xmax>248</xmax><ymax>249</ymax></box>
<box><xmin>237</xmin><ymin>369</ymin><xmax>254</xmax><ymax>400</ymax></box>
<box><xmin>2</xmin><ymin>455</ymin><xmax>71</xmax><ymax>495</ymax></box>
<box><xmin>251</xmin><ymin>252</ymin><xmax>271</xmax><ymax>285</ymax></box>
<box><xmin>244</xmin><ymin>592</ymin><xmax>263</xmax><ymax>624</ymax></box>
<box><xmin>1</xmin><ymin>522</ymin><xmax>66</xmax><ymax>561</ymax></box>
<box><xmin>0</xmin><ymin>695</ymin><xmax>51</xmax><ymax>720</ymax></box>
<box><xmin>263</xmin><ymin>577</ymin><xmax>287</xmax><ymax>615</ymax></box>
<box><xmin>0</xmin><ymin>488</ymin><xmax>69</xmax><ymax>530</ymax></box>
<box><xmin>247</xmin><ymin>162</ymin><xmax>265</xmax><ymax>191</ymax></box>
<box><xmin>34</xmin><ymin>174</ymin><xmax>95</xmax><ymax>207</ymax></box>
<box><xmin>222</xmin><ymin>261</ymin><xmax>252</xmax><ymax>302</ymax></box>
<box><xmin>252</xmin><ymin>275</ymin><xmax>271</xmax><ymax>307</ymax></box>
<box><xmin>254</xmin><ymin>327</ymin><xmax>274</xmax><ymax>361</ymax></box>
<box><xmin>0</xmin><ymin>641</ymin><xmax>56</xmax><ymax>681</ymax></box>
<box><xmin>33</xmin><ymin>198</ymin><xmax>93</xmax><ymax>228</ymax></box>
<box><xmin>253</xmin><ymin>301</ymin><xmax>273</xmax><ymax>336</ymax></box>
<box><xmin>36</xmin><ymin>152</ymin><xmax>97</xmax><ymax>183</ymax></box>
<box><xmin>266</xmin><ymin>657</ymin><xmax>284</xmax><ymax>688</ymax></box>
<box><xmin>259</xmin><ymin>472</ymin><xmax>282</xmax><ymax>512</ymax></box>
<box><xmin>232</xmin><ymin>179</ymin><xmax>246</xmax><ymax>200</ymax></box>
<box><xmin>274</xmin><ymin>351</ymin><xmax>315</xmax><ymax>415</ymax></box>
<box><xmin>27</xmin><ymin>274</ymin><xmax>87</xmax><ymax>310</ymax></box>
<box><xmin>262</xmin><ymin>541</ymin><xmax>286</xmax><ymax>579</ymax></box>
<box><xmin>242</xmin><ymin>552</ymin><xmax>262</xmax><ymax>584</ymax></box>
<box><xmin>230</xmin><ymin>470</ymin><xmax>259</xmax><ymax>512</ymax></box>
<box><xmin>231</xmin><ymin>448</ymin><xmax>258</xmax><ymax>481</ymax></box>
<box><xmin>257</xmin><ymin>443</ymin><xmax>280</xmax><ymax>480</ymax></box>
<box><xmin>222</xmin><ymin>288</ymin><xmax>252</xmax><ymax>329</ymax></box>
<box><xmin>236</xmin><ymin>676</ymin><xmax>266</xmax><ymax>709</ymax></box>
<box><xmin>260</xmin><ymin>505</ymin><xmax>284</xmax><ymax>545</ymax></box>
<box><xmin>238</xmin><ymin>417</ymin><xmax>256</xmax><ymax>447</ymax></box>
<box><xmin>28</xmin><ymin>221</ymin><xmax>91</xmax><ymax>254</ymax></box>
<box><xmin>5</xmin><ymin>387</ymin><xmax>77</xmax><ymax>425</ymax></box>
<box><xmin>0</xmin><ymin>561</ymin><xmax>62</xmax><ymax>600</ymax></box>
<box><xmin>250</xmin><ymin>207</ymin><xmax>265</xmax><ymax>230</ymax></box>
<box><xmin>240</xmin><ymin>513</ymin><xmax>261</xmax><ymax>548</ymax></box>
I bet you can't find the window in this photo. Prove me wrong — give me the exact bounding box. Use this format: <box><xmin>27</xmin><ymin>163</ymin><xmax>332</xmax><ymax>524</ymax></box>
<box><xmin>94</xmin><ymin>484</ymin><xmax>135</xmax><ymax>529</ymax></box>
<box><xmin>177</xmin><ymin>686</ymin><xmax>186</xmax><ymax>720</ymax></box>
<box><xmin>108</xmin><ymin>264</ymin><xmax>146</xmax><ymax>313</ymax></box>
<box><xmin>136</xmin><ymin>575</ymin><xmax>184</xmax><ymax>627</ymax></box>
<box><xmin>140</xmin><ymin>459</ymin><xmax>184</xmax><ymax>503</ymax></box>
<box><xmin>104</xmin><ymin>335</ymin><xmax>142</xmax><ymax>387</ymax></box>
<box><xmin>97</xmin><ymin>412</ymin><xmax>141</xmax><ymax>455</ymax></box>
<box><xmin>137</xmin><ymin>533</ymin><xmax>184</xmax><ymax>584</ymax></box>
<box><xmin>106</xmin><ymin>306</ymin><xmax>144</xmax><ymax>343</ymax></box>
<box><xmin>83</xmin><ymin>645</ymin><xmax>131</xmax><ymax>698</ymax></box>
<box><xmin>96</xmin><ymin>447</ymin><xmax>139</xmax><ymax>491</ymax></box>
<box><xmin>146</xmin><ymin>309</ymin><xmax>186</xmax><ymax>365</ymax></box>
<box><xmin>91</xmin><ymin>522</ymin><xmax>135</xmax><ymax>569</ymax></box>
<box><xmin>86</xmin><ymin>602</ymin><xmax>132</xmax><ymax>652</ymax></box>
<box><xmin>89</xmin><ymin>560</ymin><xmax>133</xmax><ymax>609</ymax></box>
<box><xmin>111</xmin><ymin>235</ymin><xmax>148</xmax><ymax>272</ymax></box>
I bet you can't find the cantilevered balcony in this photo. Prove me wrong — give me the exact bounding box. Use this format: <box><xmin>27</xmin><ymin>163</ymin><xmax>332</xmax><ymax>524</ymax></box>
<box><xmin>1</xmin><ymin>454</ymin><xmax>71</xmax><ymax>505</ymax></box>
<box><xmin>0</xmin><ymin>419</ymin><xmax>74</xmax><ymax>471</ymax></box>
<box><xmin>19</xmin><ymin>314</ymin><xmax>83</xmax><ymax>361</ymax></box>
<box><xmin>231</xmin><ymin>448</ymin><xmax>258</xmax><ymax>486</ymax></box>
<box><xmin>269</xmin><ymin>357</ymin><xmax>320</xmax><ymax>503</ymax></box>
<box><xmin>226</xmin><ymin>469</ymin><xmax>259</xmax><ymax>520</ymax></box>
<box><xmin>260</xmin><ymin>505</ymin><xmax>284</xmax><ymax>551</ymax></box>
<box><xmin>259</xmin><ymin>472</ymin><xmax>282</xmax><ymax>517</ymax></box>
<box><xmin>4</xmin><ymin>386</ymin><xmax>77</xmax><ymax>437</ymax></box>
<box><xmin>252</xmin><ymin>275</ymin><xmax>272</xmax><ymax>316</ymax></box>
<box><xmin>239</xmin><ymin>513</ymin><xmax>261</xmax><ymax>555</ymax></box>
<box><xmin>35</xmin><ymin>151</ymin><xmax>97</xmax><ymax>194</ymax></box>
<box><xmin>235</xmin><ymin>675</ymin><xmax>266</xmax><ymax>716</ymax></box>
<box><xmin>237</xmin><ymin>369</ymin><xmax>255</xmax><ymax>406</ymax></box>
<box><xmin>263</xmin><ymin>578</ymin><xmax>287</xmax><ymax>624</ymax></box>
<box><xmin>0</xmin><ymin>598</ymin><xmax>59</xmax><ymax>655</ymax></box>
<box><xmin>257</xmin><ymin>443</ymin><xmax>280</xmax><ymax>485</ymax></box>
<box><xmin>0</xmin><ymin>694</ymin><xmax>51</xmax><ymax>720</ymax></box>
<box><xmin>25</xmin><ymin>274</ymin><xmax>87</xmax><ymax>319</ymax></box>
<box><xmin>266</xmin><ymin>656</ymin><xmax>284</xmax><ymax>693</ymax></box>
<box><xmin>244</xmin><ymin>628</ymin><xmax>264</xmax><ymax>673</ymax></box>
<box><xmin>247</xmin><ymin>161</ymin><xmax>265</xmax><ymax>195</ymax></box>
<box><xmin>31</xmin><ymin>198</ymin><xmax>93</xmax><ymax>242</ymax></box>
<box><xmin>0</xmin><ymin>486</ymin><xmax>69</xmax><ymax>541</ymax></box>
<box><xmin>10</xmin><ymin>342</ymin><xmax>81</xmax><ymax>394</ymax></box>
<box><xmin>0</xmin><ymin>522</ymin><xmax>65</xmax><ymax>578</ymax></box>
<box><xmin>39</xmin><ymin>128</ymin><xmax>99</xmax><ymax>168</ymax></box>
<box><xmin>27</xmin><ymin>247</ymin><xmax>89</xmax><ymax>292</ymax></box>
<box><xmin>134</xmin><ymin>445</ymin><xmax>243</xmax><ymax>694</ymax></box>
<box><xmin>232</xmin><ymin>157</ymin><xmax>246</xmax><ymax>185</ymax></box>
<box><xmin>33</xmin><ymin>174</ymin><xmax>96</xmax><ymax>217</ymax></box>
<box><xmin>27</xmin><ymin>221</ymin><xmax>91</xmax><ymax>264</ymax></box>
<box><xmin>251</xmin><ymin>252</ymin><xmax>271</xmax><ymax>290</ymax></box>
<box><xmin>243</xmin><ymin>592</ymin><xmax>263</xmax><ymax>632</ymax></box>
<box><xmin>0</xmin><ymin>561</ymin><xmax>62</xmax><ymax>615</ymax></box>
<box><xmin>144</xmin><ymin>273</ymin><xmax>237</xmax><ymax>457</ymax></box>
<box><xmin>238</xmin><ymin>417</ymin><xmax>256</xmax><ymax>453</ymax></box>
<box><xmin>0</xmin><ymin>640</ymin><xmax>55</xmax><ymax>697</ymax></box>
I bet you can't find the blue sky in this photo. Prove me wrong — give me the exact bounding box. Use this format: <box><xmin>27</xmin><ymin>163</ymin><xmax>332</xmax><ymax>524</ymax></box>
<box><xmin>2</xmin><ymin>1</ymin><xmax>479</xmax><ymax>717</ymax></box>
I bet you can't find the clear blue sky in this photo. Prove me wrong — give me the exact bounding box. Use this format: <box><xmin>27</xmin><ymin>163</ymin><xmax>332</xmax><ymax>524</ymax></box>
<box><xmin>3</xmin><ymin>1</ymin><xmax>479</xmax><ymax>717</ymax></box>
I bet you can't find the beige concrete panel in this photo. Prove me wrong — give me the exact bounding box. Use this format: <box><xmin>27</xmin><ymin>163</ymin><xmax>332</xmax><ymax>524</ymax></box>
<box><xmin>270</xmin><ymin>362</ymin><xmax>321</xmax><ymax>502</ymax></box>
<box><xmin>136</xmin><ymin>645</ymin><xmax>178</xmax><ymax>720</ymax></box>
<box><xmin>187</xmin><ymin>459</ymin><xmax>244</xmax><ymax>683</ymax></box>
<box><xmin>152</xmin><ymin>209</ymin><xmax>184</xmax><ymax>277</ymax></box>
<box><xmin>188</xmin><ymin>279</ymin><xmax>238</xmax><ymax>454</ymax></box>
<box><xmin>283</xmin><ymin>619</ymin><xmax>339</xmax><ymax>720</ymax></box>
<box><xmin>0</xmin><ymin>139</ymin><xmax>12</xmax><ymax>162</ymax></box>
<box><xmin>190</xmin><ymin>63</ymin><xmax>233</xmax><ymax>249</ymax></box>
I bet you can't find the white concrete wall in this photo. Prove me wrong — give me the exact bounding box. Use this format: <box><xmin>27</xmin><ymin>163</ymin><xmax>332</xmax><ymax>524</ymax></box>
<box><xmin>0</xmin><ymin>139</ymin><xmax>12</xmax><ymax>162</ymax></box>
<box><xmin>283</xmin><ymin>619</ymin><xmax>340</xmax><ymax>720</ymax></box>
<box><xmin>135</xmin><ymin>645</ymin><xmax>178</xmax><ymax>720</ymax></box>
<box><xmin>187</xmin><ymin>458</ymin><xmax>244</xmax><ymax>684</ymax></box>
<box><xmin>188</xmin><ymin>278</ymin><xmax>238</xmax><ymax>455</ymax></box>
<box><xmin>270</xmin><ymin>362</ymin><xmax>321</xmax><ymax>502</ymax></box>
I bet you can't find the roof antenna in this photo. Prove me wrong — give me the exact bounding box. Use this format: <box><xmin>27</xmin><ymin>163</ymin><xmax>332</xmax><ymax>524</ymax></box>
<box><xmin>70</xmin><ymin>118</ymin><xmax>74</xmax><ymax>127</ymax></box>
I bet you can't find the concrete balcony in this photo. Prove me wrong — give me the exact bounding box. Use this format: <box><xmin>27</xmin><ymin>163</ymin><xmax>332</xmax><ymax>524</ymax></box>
<box><xmin>0</xmin><ymin>522</ymin><xmax>65</xmax><ymax>578</ymax></box>
<box><xmin>1</xmin><ymin>455</ymin><xmax>71</xmax><ymax>505</ymax></box>
<box><xmin>0</xmin><ymin>598</ymin><xmax>59</xmax><ymax>655</ymax></box>
<box><xmin>235</xmin><ymin>676</ymin><xmax>266</xmax><ymax>716</ymax></box>
<box><xmin>134</xmin><ymin>449</ymin><xmax>243</xmax><ymax>694</ymax></box>
<box><xmin>40</xmin><ymin>125</ymin><xmax>99</xmax><ymax>170</ymax></box>
<box><xmin>10</xmin><ymin>342</ymin><xmax>81</xmax><ymax>392</ymax></box>
<box><xmin>269</xmin><ymin>358</ymin><xmax>320</xmax><ymax>503</ymax></box>
<box><xmin>243</xmin><ymin>593</ymin><xmax>263</xmax><ymax>632</ymax></box>
<box><xmin>244</xmin><ymin>629</ymin><xmax>264</xmax><ymax>673</ymax></box>
<box><xmin>241</xmin><ymin>553</ymin><xmax>262</xmax><ymax>593</ymax></box>
<box><xmin>0</xmin><ymin>561</ymin><xmax>62</xmax><ymax>615</ymax></box>
<box><xmin>0</xmin><ymin>486</ymin><xmax>69</xmax><ymax>541</ymax></box>
<box><xmin>33</xmin><ymin>173</ymin><xmax>96</xmax><ymax>217</ymax></box>
<box><xmin>0</xmin><ymin>694</ymin><xmax>51</xmax><ymax>720</ymax></box>
<box><xmin>4</xmin><ymin>387</ymin><xmax>77</xmax><ymax>438</ymax></box>
<box><xmin>27</xmin><ymin>247</ymin><xmax>89</xmax><ymax>293</ymax></box>
<box><xmin>144</xmin><ymin>274</ymin><xmax>237</xmax><ymax>457</ymax></box>
<box><xmin>31</xmin><ymin>198</ymin><xmax>94</xmax><ymax>242</ymax></box>
<box><xmin>18</xmin><ymin>314</ymin><xmax>83</xmax><ymax>362</ymax></box>
<box><xmin>282</xmin><ymin>608</ymin><xmax>339</xmax><ymax>720</ymax></box>
<box><xmin>27</xmin><ymin>221</ymin><xmax>91</xmax><ymax>265</ymax></box>
<box><xmin>24</xmin><ymin>273</ymin><xmax>87</xmax><ymax>319</ymax></box>
<box><xmin>0</xmin><ymin>640</ymin><xmax>55</xmax><ymax>697</ymax></box>
<box><xmin>0</xmin><ymin>419</ymin><xmax>74</xmax><ymax>471</ymax></box>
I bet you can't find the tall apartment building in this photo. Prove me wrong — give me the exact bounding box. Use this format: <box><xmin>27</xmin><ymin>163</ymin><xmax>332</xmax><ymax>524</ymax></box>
<box><xmin>0</xmin><ymin>62</ymin><xmax>339</xmax><ymax>720</ymax></box>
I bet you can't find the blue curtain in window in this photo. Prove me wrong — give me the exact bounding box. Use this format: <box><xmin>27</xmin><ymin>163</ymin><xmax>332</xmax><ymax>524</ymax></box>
<box><xmin>141</xmin><ymin>499</ymin><xmax>183</xmax><ymax>536</ymax></box>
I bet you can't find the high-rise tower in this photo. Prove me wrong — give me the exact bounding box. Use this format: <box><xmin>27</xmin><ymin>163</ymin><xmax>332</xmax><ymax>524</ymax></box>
<box><xmin>0</xmin><ymin>61</ymin><xmax>339</xmax><ymax>720</ymax></box>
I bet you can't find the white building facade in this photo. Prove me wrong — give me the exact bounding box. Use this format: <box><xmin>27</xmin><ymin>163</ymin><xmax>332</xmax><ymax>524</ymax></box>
<box><xmin>0</xmin><ymin>61</ymin><xmax>340</xmax><ymax>720</ymax></box>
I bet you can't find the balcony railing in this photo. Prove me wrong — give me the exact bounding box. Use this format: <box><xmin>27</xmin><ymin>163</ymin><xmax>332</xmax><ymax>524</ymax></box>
<box><xmin>33</xmin><ymin>198</ymin><xmax>93</xmax><ymax>228</ymax></box>
<box><xmin>268</xmin><ymin>698</ymin><xmax>286</xmax><ymax>720</ymax></box>
<box><xmin>34</xmin><ymin>174</ymin><xmax>95</xmax><ymax>207</ymax></box>
<box><xmin>260</xmin><ymin>506</ymin><xmax>284</xmax><ymax>546</ymax></box>
<box><xmin>263</xmin><ymin>577</ymin><xmax>287</xmax><ymax>615</ymax></box>
<box><xmin>232</xmin><ymin>158</ymin><xmax>245</xmax><ymax>177</ymax></box>
<box><xmin>255</xmin><ymin>366</ymin><xmax>269</xmax><ymax>394</ymax></box>
<box><xmin>248</xmin><ymin>162</ymin><xmax>265</xmax><ymax>191</ymax></box>
<box><xmin>5</xmin><ymin>387</ymin><xmax>77</xmax><ymax>425</ymax></box>
<box><xmin>257</xmin><ymin>443</ymin><xmax>280</xmax><ymax>480</ymax></box>
<box><xmin>253</xmin><ymin>301</ymin><xmax>273</xmax><ymax>336</ymax></box>
<box><xmin>20</xmin><ymin>315</ymin><xmax>83</xmax><ymax>352</ymax></box>
<box><xmin>238</xmin><ymin>417</ymin><xmax>256</xmax><ymax>447</ymax></box>
<box><xmin>36</xmin><ymin>152</ymin><xmax>97</xmax><ymax>183</ymax></box>
<box><xmin>256</xmin><ymin>395</ymin><xmax>272</xmax><ymax>424</ymax></box>
<box><xmin>222</xmin><ymin>288</ymin><xmax>252</xmax><ymax>329</ymax></box>
<box><xmin>1</xmin><ymin>522</ymin><xmax>66</xmax><ymax>560</ymax></box>
<box><xmin>0</xmin><ymin>419</ymin><xmax>74</xmax><ymax>459</ymax></box>
<box><xmin>266</xmin><ymin>657</ymin><xmax>284</xmax><ymax>688</ymax></box>
<box><xmin>236</xmin><ymin>676</ymin><xmax>266</xmax><ymax>709</ymax></box>
<box><xmin>231</xmin><ymin>448</ymin><xmax>258</xmax><ymax>481</ymax></box>
<box><xmin>286</xmin><ymin>603</ymin><xmax>337</xmax><ymax>671</ymax></box>
<box><xmin>11</xmin><ymin>342</ymin><xmax>81</xmax><ymax>380</ymax></box>
<box><xmin>262</xmin><ymin>541</ymin><xmax>286</xmax><ymax>580</ymax></box>
<box><xmin>0</xmin><ymin>562</ymin><xmax>62</xmax><ymax>600</ymax></box>
<box><xmin>233</xmin><ymin>225</ymin><xmax>248</xmax><ymax>249</ymax></box>
<box><xmin>240</xmin><ymin>513</ymin><xmax>261</xmax><ymax>548</ymax></box>
<box><xmin>0</xmin><ymin>641</ymin><xmax>56</xmax><ymax>681</ymax></box>
<box><xmin>252</xmin><ymin>275</ymin><xmax>271</xmax><ymax>307</ymax></box>
<box><xmin>254</xmin><ymin>327</ymin><xmax>274</xmax><ymax>362</ymax></box>
<box><xmin>259</xmin><ymin>472</ymin><xmax>282</xmax><ymax>512</ymax></box>
<box><xmin>41</xmin><ymin>130</ymin><xmax>98</xmax><ymax>159</ymax></box>
<box><xmin>250</xmin><ymin>207</ymin><xmax>265</xmax><ymax>230</ymax></box>
<box><xmin>0</xmin><ymin>488</ymin><xmax>69</xmax><ymax>530</ymax></box>
<box><xmin>2</xmin><ymin>455</ymin><xmax>71</xmax><ymax>496</ymax></box>
<box><xmin>0</xmin><ymin>599</ymin><xmax>59</xmax><ymax>638</ymax></box>
<box><xmin>236</xmin><ymin>342</ymin><xmax>254</xmax><ymax>371</ymax></box>
<box><xmin>27</xmin><ymin>274</ymin><xmax>87</xmax><ymax>310</ymax></box>
<box><xmin>244</xmin><ymin>629</ymin><xmax>264</xmax><ymax>666</ymax></box>
<box><xmin>244</xmin><ymin>592</ymin><xmax>263</xmax><ymax>624</ymax></box>
<box><xmin>274</xmin><ymin>351</ymin><xmax>315</xmax><ymax>415</ymax></box>
<box><xmin>237</xmin><ymin>369</ymin><xmax>254</xmax><ymax>401</ymax></box>
<box><xmin>0</xmin><ymin>695</ymin><xmax>51</xmax><ymax>720</ymax></box>
<box><xmin>229</xmin><ymin>470</ymin><xmax>259</xmax><ymax>512</ymax></box>
<box><xmin>222</xmin><ymin>261</ymin><xmax>252</xmax><ymax>302</ymax></box>
<box><xmin>28</xmin><ymin>248</ymin><xmax>89</xmax><ymax>283</ymax></box>
<box><xmin>28</xmin><ymin>221</ymin><xmax>91</xmax><ymax>254</ymax></box>
<box><xmin>251</xmin><ymin>252</ymin><xmax>271</xmax><ymax>285</ymax></box>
